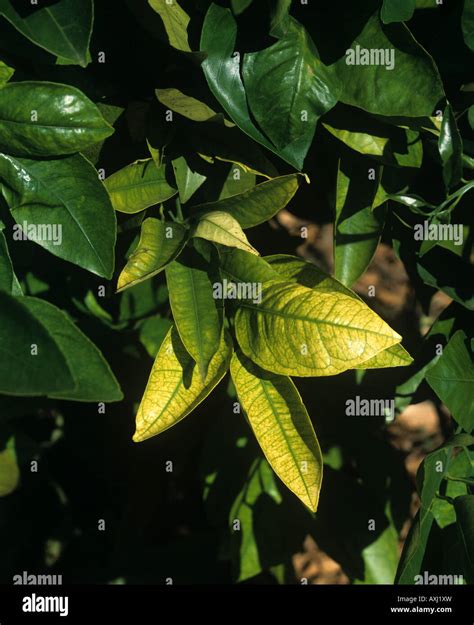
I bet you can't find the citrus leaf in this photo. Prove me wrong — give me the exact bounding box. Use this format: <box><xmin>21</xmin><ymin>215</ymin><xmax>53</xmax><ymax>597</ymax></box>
<box><xmin>426</xmin><ymin>330</ymin><xmax>474</xmax><ymax>433</ymax></box>
<box><xmin>0</xmin><ymin>0</ymin><xmax>93</xmax><ymax>66</ymax></box>
<box><xmin>148</xmin><ymin>0</ymin><xmax>190</xmax><ymax>52</ymax></box>
<box><xmin>117</xmin><ymin>219</ymin><xmax>187</xmax><ymax>292</ymax></box>
<box><xmin>0</xmin><ymin>291</ymin><xmax>75</xmax><ymax>396</ymax></box>
<box><xmin>243</xmin><ymin>18</ymin><xmax>340</xmax><ymax>160</ymax></box>
<box><xmin>454</xmin><ymin>495</ymin><xmax>474</xmax><ymax>583</ymax></box>
<box><xmin>439</xmin><ymin>103</ymin><xmax>463</xmax><ymax>191</ymax></box>
<box><xmin>0</xmin><ymin>59</ymin><xmax>14</xmax><ymax>86</ymax></box>
<box><xmin>133</xmin><ymin>326</ymin><xmax>232</xmax><ymax>442</ymax></box>
<box><xmin>156</xmin><ymin>88</ymin><xmax>234</xmax><ymax>127</ymax></box>
<box><xmin>192</xmin><ymin>174</ymin><xmax>300</xmax><ymax>229</ymax></box>
<box><xmin>0</xmin><ymin>81</ymin><xmax>114</xmax><ymax>157</ymax></box>
<box><xmin>0</xmin><ymin>229</ymin><xmax>21</xmax><ymax>295</ymax></box>
<box><xmin>462</xmin><ymin>0</ymin><xmax>474</xmax><ymax>52</ymax></box>
<box><xmin>381</xmin><ymin>0</ymin><xmax>416</xmax><ymax>24</ymax></box>
<box><xmin>166</xmin><ymin>240</ymin><xmax>223</xmax><ymax>380</ymax></box>
<box><xmin>105</xmin><ymin>159</ymin><xmax>177</xmax><ymax>214</ymax></box>
<box><xmin>0</xmin><ymin>153</ymin><xmax>116</xmax><ymax>279</ymax></box>
<box><xmin>230</xmin><ymin>350</ymin><xmax>323</xmax><ymax>511</ymax></box>
<box><xmin>172</xmin><ymin>156</ymin><xmax>207</xmax><ymax>204</ymax></box>
<box><xmin>22</xmin><ymin>297</ymin><xmax>122</xmax><ymax>402</ymax></box>
<box><xmin>0</xmin><ymin>441</ymin><xmax>19</xmax><ymax>497</ymax></box>
<box><xmin>192</xmin><ymin>211</ymin><xmax>258</xmax><ymax>255</ymax></box>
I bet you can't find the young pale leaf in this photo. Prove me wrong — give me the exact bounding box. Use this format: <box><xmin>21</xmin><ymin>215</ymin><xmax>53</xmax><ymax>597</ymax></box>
<box><xmin>117</xmin><ymin>219</ymin><xmax>187</xmax><ymax>292</ymax></box>
<box><xmin>0</xmin><ymin>291</ymin><xmax>75</xmax><ymax>395</ymax></box>
<box><xmin>0</xmin><ymin>153</ymin><xmax>116</xmax><ymax>278</ymax></box>
<box><xmin>134</xmin><ymin>327</ymin><xmax>232</xmax><ymax>442</ymax></box>
<box><xmin>22</xmin><ymin>297</ymin><xmax>123</xmax><ymax>403</ymax></box>
<box><xmin>0</xmin><ymin>60</ymin><xmax>13</xmax><ymax>86</ymax></box>
<box><xmin>0</xmin><ymin>0</ymin><xmax>93</xmax><ymax>66</ymax></box>
<box><xmin>235</xmin><ymin>278</ymin><xmax>401</xmax><ymax>377</ymax></box>
<box><xmin>156</xmin><ymin>88</ymin><xmax>234</xmax><ymax>127</ymax></box>
<box><xmin>105</xmin><ymin>159</ymin><xmax>177</xmax><ymax>214</ymax></box>
<box><xmin>0</xmin><ymin>229</ymin><xmax>21</xmax><ymax>295</ymax></box>
<box><xmin>0</xmin><ymin>82</ymin><xmax>114</xmax><ymax>157</ymax></box>
<box><xmin>192</xmin><ymin>175</ymin><xmax>300</xmax><ymax>229</ymax></box>
<box><xmin>230</xmin><ymin>351</ymin><xmax>323</xmax><ymax>511</ymax></box>
<box><xmin>426</xmin><ymin>330</ymin><xmax>474</xmax><ymax>433</ymax></box>
<box><xmin>148</xmin><ymin>0</ymin><xmax>191</xmax><ymax>52</ymax></box>
<box><xmin>0</xmin><ymin>442</ymin><xmax>19</xmax><ymax>497</ymax></box>
<box><xmin>192</xmin><ymin>211</ymin><xmax>258</xmax><ymax>255</ymax></box>
<box><xmin>243</xmin><ymin>18</ymin><xmax>340</xmax><ymax>158</ymax></box>
<box><xmin>172</xmin><ymin>156</ymin><xmax>207</xmax><ymax>204</ymax></box>
<box><xmin>166</xmin><ymin>241</ymin><xmax>223</xmax><ymax>380</ymax></box>
<box><xmin>380</xmin><ymin>0</ymin><xmax>416</xmax><ymax>24</ymax></box>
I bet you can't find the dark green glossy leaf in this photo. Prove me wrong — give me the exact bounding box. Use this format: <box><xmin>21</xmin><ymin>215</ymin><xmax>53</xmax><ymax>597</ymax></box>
<box><xmin>0</xmin><ymin>153</ymin><xmax>116</xmax><ymax>278</ymax></box>
<box><xmin>439</xmin><ymin>104</ymin><xmax>462</xmax><ymax>191</ymax></box>
<box><xmin>23</xmin><ymin>297</ymin><xmax>123</xmax><ymax>402</ymax></box>
<box><xmin>381</xmin><ymin>0</ymin><xmax>416</xmax><ymax>24</ymax></box>
<box><xmin>243</xmin><ymin>18</ymin><xmax>340</xmax><ymax>166</ymax></box>
<box><xmin>0</xmin><ymin>81</ymin><xmax>114</xmax><ymax>157</ymax></box>
<box><xmin>335</xmin><ymin>156</ymin><xmax>385</xmax><ymax>287</ymax></box>
<box><xmin>0</xmin><ymin>0</ymin><xmax>93</xmax><ymax>66</ymax></box>
<box><xmin>426</xmin><ymin>330</ymin><xmax>474</xmax><ymax>432</ymax></box>
<box><xmin>0</xmin><ymin>228</ymin><xmax>21</xmax><ymax>295</ymax></box>
<box><xmin>0</xmin><ymin>291</ymin><xmax>74</xmax><ymax>396</ymax></box>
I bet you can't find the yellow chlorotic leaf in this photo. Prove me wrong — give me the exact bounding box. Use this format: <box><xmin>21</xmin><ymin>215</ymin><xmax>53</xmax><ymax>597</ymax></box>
<box><xmin>134</xmin><ymin>326</ymin><xmax>232</xmax><ymax>442</ymax></box>
<box><xmin>235</xmin><ymin>280</ymin><xmax>402</xmax><ymax>377</ymax></box>
<box><xmin>148</xmin><ymin>0</ymin><xmax>191</xmax><ymax>52</ymax></box>
<box><xmin>230</xmin><ymin>351</ymin><xmax>323</xmax><ymax>511</ymax></box>
<box><xmin>0</xmin><ymin>445</ymin><xmax>20</xmax><ymax>497</ymax></box>
<box><xmin>117</xmin><ymin>219</ymin><xmax>187</xmax><ymax>292</ymax></box>
<box><xmin>355</xmin><ymin>343</ymin><xmax>413</xmax><ymax>369</ymax></box>
<box><xmin>265</xmin><ymin>254</ymin><xmax>412</xmax><ymax>370</ymax></box>
<box><xmin>192</xmin><ymin>211</ymin><xmax>259</xmax><ymax>255</ymax></box>
<box><xmin>192</xmin><ymin>174</ymin><xmax>301</xmax><ymax>229</ymax></box>
<box><xmin>156</xmin><ymin>88</ymin><xmax>234</xmax><ymax>127</ymax></box>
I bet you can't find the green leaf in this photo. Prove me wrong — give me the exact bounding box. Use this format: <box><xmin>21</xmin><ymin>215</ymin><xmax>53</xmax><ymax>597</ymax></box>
<box><xmin>172</xmin><ymin>156</ymin><xmax>206</xmax><ymax>204</ymax></box>
<box><xmin>166</xmin><ymin>240</ymin><xmax>223</xmax><ymax>380</ymax></box>
<box><xmin>396</xmin><ymin>434</ymin><xmax>474</xmax><ymax>583</ymax></box>
<box><xmin>0</xmin><ymin>291</ymin><xmax>74</xmax><ymax>396</ymax></box>
<box><xmin>117</xmin><ymin>219</ymin><xmax>187</xmax><ymax>292</ymax></box>
<box><xmin>23</xmin><ymin>297</ymin><xmax>123</xmax><ymax>402</ymax></box>
<box><xmin>234</xmin><ymin>278</ymin><xmax>402</xmax><ymax>377</ymax></box>
<box><xmin>242</xmin><ymin>18</ymin><xmax>340</xmax><ymax>166</ymax></box>
<box><xmin>192</xmin><ymin>211</ymin><xmax>258</xmax><ymax>255</ymax></box>
<box><xmin>105</xmin><ymin>159</ymin><xmax>177</xmax><ymax>214</ymax></box>
<box><xmin>462</xmin><ymin>0</ymin><xmax>474</xmax><ymax>52</ymax></box>
<box><xmin>0</xmin><ymin>59</ymin><xmax>14</xmax><ymax>86</ymax></box>
<box><xmin>219</xmin><ymin>165</ymin><xmax>255</xmax><ymax>200</ymax></box>
<box><xmin>381</xmin><ymin>0</ymin><xmax>416</xmax><ymax>23</ymax></box>
<box><xmin>439</xmin><ymin>104</ymin><xmax>463</xmax><ymax>191</ymax></box>
<box><xmin>331</xmin><ymin>11</ymin><xmax>444</xmax><ymax>117</ymax></box>
<box><xmin>192</xmin><ymin>174</ymin><xmax>300</xmax><ymax>229</ymax></box>
<box><xmin>270</xmin><ymin>0</ymin><xmax>293</xmax><ymax>37</ymax></box>
<box><xmin>0</xmin><ymin>228</ymin><xmax>21</xmax><ymax>295</ymax></box>
<box><xmin>156</xmin><ymin>88</ymin><xmax>234</xmax><ymax>127</ymax></box>
<box><xmin>148</xmin><ymin>0</ymin><xmax>191</xmax><ymax>52</ymax></box>
<box><xmin>426</xmin><ymin>330</ymin><xmax>474</xmax><ymax>432</ymax></box>
<box><xmin>0</xmin><ymin>439</ymin><xmax>19</xmax><ymax>497</ymax></box>
<box><xmin>335</xmin><ymin>156</ymin><xmax>386</xmax><ymax>287</ymax></box>
<box><xmin>0</xmin><ymin>0</ymin><xmax>93</xmax><ymax>67</ymax></box>
<box><xmin>133</xmin><ymin>326</ymin><xmax>232</xmax><ymax>442</ymax></box>
<box><xmin>230</xmin><ymin>350</ymin><xmax>323</xmax><ymax>511</ymax></box>
<box><xmin>139</xmin><ymin>316</ymin><xmax>172</xmax><ymax>359</ymax></box>
<box><xmin>454</xmin><ymin>495</ymin><xmax>474</xmax><ymax>583</ymax></box>
<box><xmin>231</xmin><ymin>0</ymin><xmax>253</xmax><ymax>15</ymax></box>
<box><xmin>200</xmin><ymin>3</ymin><xmax>301</xmax><ymax>169</ymax></box>
<box><xmin>0</xmin><ymin>81</ymin><xmax>114</xmax><ymax>157</ymax></box>
<box><xmin>0</xmin><ymin>153</ymin><xmax>116</xmax><ymax>278</ymax></box>
<box><xmin>355</xmin><ymin>523</ymin><xmax>399</xmax><ymax>584</ymax></box>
